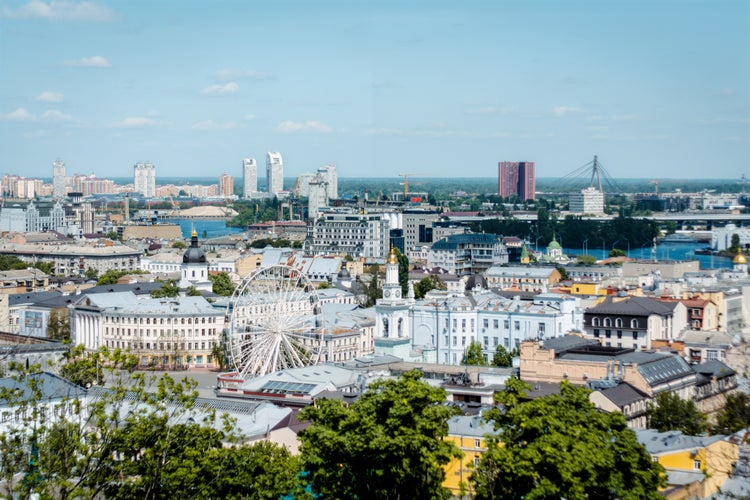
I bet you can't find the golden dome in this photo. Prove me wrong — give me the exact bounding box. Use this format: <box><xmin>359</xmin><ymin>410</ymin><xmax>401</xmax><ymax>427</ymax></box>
<box><xmin>386</xmin><ymin>246</ymin><xmax>398</xmax><ymax>265</ymax></box>
<box><xmin>733</xmin><ymin>247</ymin><xmax>746</xmax><ymax>264</ymax></box>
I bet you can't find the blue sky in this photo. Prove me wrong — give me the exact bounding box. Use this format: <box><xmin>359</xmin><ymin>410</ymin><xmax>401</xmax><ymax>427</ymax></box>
<box><xmin>0</xmin><ymin>0</ymin><xmax>748</xmax><ymax>181</ymax></box>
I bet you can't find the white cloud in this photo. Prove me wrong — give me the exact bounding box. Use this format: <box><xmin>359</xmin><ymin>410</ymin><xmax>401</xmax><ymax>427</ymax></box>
<box><xmin>214</xmin><ymin>70</ymin><xmax>268</xmax><ymax>82</ymax></box>
<box><xmin>552</xmin><ymin>106</ymin><xmax>583</xmax><ymax>117</ymax></box>
<box><xmin>277</xmin><ymin>120</ymin><xmax>332</xmax><ymax>133</ymax></box>
<box><xmin>41</xmin><ymin>109</ymin><xmax>72</xmax><ymax>122</ymax></box>
<box><xmin>200</xmin><ymin>82</ymin><xmax>240</xmax><ymax>95</ymax></box>
<box><xmin>64</xmin><ymin>55</ymin><xmax>110</xmax><ymax>67</ymax></box>
<box><xmin>1</xmin><ymin>0</ymin><xmax>116</xmax><ymax>21</ymax></box>
<box><xmin>0</xmin><ymin>108</ymin><xmax>35</xmax><ymax>121</ymax></box>
<box><xmin>191</xmin><ymin>120</ymin><xmax>240</xmax><ymax>130</ymax></box>
<box><xmin>110</xmin><ymin>117</ymin><xmax>157</xmax><ymax>128</ymax></box>
<box><xmin>35</xmin><ymin>91</ymin><xmax>64</xmax><ymax>103</ymax></box>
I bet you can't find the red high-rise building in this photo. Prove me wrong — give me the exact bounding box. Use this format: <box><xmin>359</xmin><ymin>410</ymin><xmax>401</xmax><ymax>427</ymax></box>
<box><xmin>498</xmin><ymin>161</ymin><xmax>536</xmax><ymax>200</ymax></box>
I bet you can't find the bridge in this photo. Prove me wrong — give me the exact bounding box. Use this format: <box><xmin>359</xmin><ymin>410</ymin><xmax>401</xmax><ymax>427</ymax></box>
<box><xmin>449</xmin><ymin>211</ymin><xmax>750</xmax><ymax>227</ymax></box>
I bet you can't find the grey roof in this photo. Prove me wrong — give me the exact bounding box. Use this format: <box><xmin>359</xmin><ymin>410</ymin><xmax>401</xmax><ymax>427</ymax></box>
<box><xmin>9</xmin><ymin>291</ymin><xmax>64</xmax><ymax>307</ymax></box>
<box><xmin>586</xmin><ymin>296</ymin><xmax>679</xmax><ymax>317</ymax></box>
<box><xmin>693</xmin><ymin>360</ymin><xmax>735</xmax><ymax>379</ymax></box>
<box><xmin>543</xmin><ymin>335</ymin><xmax>599</xmax><ymax>354</ymax></box>
<box><xmin>82</xmin><ymin>282</ymin><xmax>165</xmax><ymax>296</ymax></box>
<box><xmin>432</xmin><ymin>233</ymin><xmax>499</xmax><ymax>250</ymax></box>
<box><xmin>447</xmin><ymin>414</ymin><xmax>499</xmax><ymax>438</ymax></box>
<box><xmin>596</xmin><ymin>382</ymin><xmax>649</xmax><ymax>408</ymax></box>
<box><xmin>636</xmin><ymin>428</ymin><xmax>726</xmax><ymax>454</ymax></box>
<box><xmin>0</xmin><ymin>372</ymin><xmax>86</xmax><ymax>404</ymax></box>
<box><xmin>82</xmin><ymin>291</ymin><xmax>223</xmax><ymax>316</ymax></box>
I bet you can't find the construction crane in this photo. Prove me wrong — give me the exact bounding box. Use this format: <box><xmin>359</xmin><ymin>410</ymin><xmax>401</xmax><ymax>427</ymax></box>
<box><xmin>399</xmin><ymin>173</ymin><xmax>415</xmax><ymax>198</ymax></box>
<box><xmin>649</xmin><ymin>179</ymin><xmax>659</xmax><ymax>194</ymax></box>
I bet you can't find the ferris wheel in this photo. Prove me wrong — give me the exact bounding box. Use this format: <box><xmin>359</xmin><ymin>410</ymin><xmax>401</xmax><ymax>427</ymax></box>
<box><xmin>226</xmin><ymin>264</ymin><xmax>324</xmax><ymax>378</ymax></box>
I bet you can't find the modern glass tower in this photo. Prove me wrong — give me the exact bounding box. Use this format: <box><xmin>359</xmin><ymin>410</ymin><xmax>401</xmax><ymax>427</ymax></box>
<box><xmin>266</xmin><ymin>152</ymin><xmax>284</xmax><ymax>194</ymax></box>
<box><xmin>242</xmin><ymin>158</ymin><xmax>257</xmax><ymax>197</ymax></box>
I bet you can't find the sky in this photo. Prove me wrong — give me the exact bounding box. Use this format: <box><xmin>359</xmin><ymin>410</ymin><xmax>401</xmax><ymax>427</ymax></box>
<box><xmin>0</xmin><ymin>0</ymin><xmax>748</xmax><ymax>182</ymax></box>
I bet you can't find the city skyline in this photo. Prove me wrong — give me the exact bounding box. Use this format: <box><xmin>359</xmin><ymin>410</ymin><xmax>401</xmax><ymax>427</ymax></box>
<box><xmin>0</xmin><ymin>1</ymin><xmax>748</xmax><ymax>180</ymax></box>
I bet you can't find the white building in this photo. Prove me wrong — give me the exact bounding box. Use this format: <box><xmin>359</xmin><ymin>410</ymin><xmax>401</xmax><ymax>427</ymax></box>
<box><xmin>569</xmin><ymin>186</ymin><xmax>604</xmax><ymax>214</ymax></box>
<box><xmin>712</xmin><ymin>224</ymin><xmax>750</xmax><ymax>251</ymax></box>
<box><xmin>294</xmin><ymin>173</ymin><xmax>316</xmax><ymax>198</ymax></box>
<box><xmin>427</xmin><ymin>233</ymin><xmax>508</xmax><ymax>276</ymax></box>
<box><xmin>133</xmin><ymin>161</ymin><xmax>156</xmax><ymax>198</ymax></box>
<box><xmin>71</xmin><ymin>291</ymin><xmax>225</xmax><ymax>368</ymax></box>
<box><xmin>317</xmin><ymin>165</ymin><xmax>338</xmax><ymax>199</ymax></box>
<box><xmin>266</xmin><ymin>152</ymin><xmax>284</xmax><ymax>195</ymax></box>
<box><xmin>52</xmin><ymin>159</ymin><xmax>66</xmax><ymax>199</ymax></box>
<box><xmin>307</xmin><ymin>177</ymin><xmax>329</xmax><ymax>220</ymax></box>
<box><xmin>243</xmin><ymin>158</ymin><xmax>257</xmax><ymax>197</ymax></box>
<box><xmin>310</xmin><ymin>212</ymin><xmax>390</xmax><ymax>258</ymax></box>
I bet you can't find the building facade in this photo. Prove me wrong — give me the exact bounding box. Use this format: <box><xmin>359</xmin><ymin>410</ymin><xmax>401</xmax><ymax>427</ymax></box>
<box><xmin>427</xmin><ymin>233</ymin><xmax>508</xmax><ymax>276</ymax></box>
<box><xmin>498</xmin><ymin>161</ymin><xmax>536</xmax><ymax>200</ymax></box>
<box><xmin>219</xmin><ymin>173</ymin><xmax>234</xmax><ymax>198</ymax></box>
<box><xmin>310</xmin><ymin>212</ymin><xmax>390</xmax><ymax>258</ymax></box>
<box><xmin>242</xmin><ymin>158</ymin><xmax>257</xmax><ymax>197</ymax></box>
<box><xmin>133</xmin><ymin>161</ymin><xmax>156</xmax><ymax>198</ymax></box>
<box><xmin>317</xmin><ymin>165</ymin><xmax>337</xmax><ymax>199</ymax></box>
<box><xmin>569</xmin><ymin>186</ymin><xmax>604</xmax><ymax>214</ymax></box>
<box><xmin>266</xmin><ymin>152</ymin><xmax>284</xmax><ymax>194</ymax></box>
<box><xmin>52</xmin><ymin>159</ymin><xmax>66</xmax><ymax>199</ymax></box>
<box><xmin>402</xmin><ymin>209</ymin><xmax>440</xmax><ymax>258</ymax></box>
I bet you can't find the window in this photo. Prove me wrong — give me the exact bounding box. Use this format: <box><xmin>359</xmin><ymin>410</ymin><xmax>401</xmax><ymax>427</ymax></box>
<box><xmin>616</xmin><ymin>330</ymin><xmax>622</xmax><ymax>339</ymax></box>
<box><xmin>693</xmin><ymin>460</ymin><xmax>701</xmax><ymax>471</ymax></box>
<box><xmin>493</xmin><ymin>337</ymin><xmax>498</xmax><ymax>346</ymax></box>
<box><xmin>474</xmin><ymin>439</ymin><xmax>481</xmax><ymax>448</ymax></box>
<box><xmin>593</xmin><ymin>329</ymin><xmax>600</xmax><ymax>338</ymax></box>
<box><xmin>474</xmin><ymin>456</ymin><xmax>480</xmax><ymax>467</ymax></box>
<box><xmin>604</xmin><ymin>318</ymin><xmax>611</xmax><ymax>327</ymax></box>
<box><xmin>631</xmin><ymin>319</ymin><xmax>638</xmax><ymax>328</ymax></box>
<box><xmin>503</xmin><ymin>320</ymin><xmax>509</xmax><ymax>329</ymax></box>
<box><xmin>652</xmin><ymin>456</ymin><xmax>659</xmax><ymax>463</ymax></box>
<box><xmin>593</xmin><ymin>317</ymin><xmax>600</xmax><ymax>327</ymax></box>
<box><xmin>483</xmin><ymin>319</ymin><xmax>489</xmax><ymax>328</ymax></box>
<box><xmin>493</xmin><ymin>319</ymin><xmax>499</xmax><ymax>328</ymax></box>
<box><xmin>514</xmin><ymin>321</ymin><xmax>520</xmax><ymax>331</ymax></box>
<box><xmin>615</xmin><ymin>318</ymin><xmax>623</xmax><ymax>327</ymax></box>
<box><xmin>462</xmin><ymin>337</ymin><xmax>466</xmax><ymax>346</ymax></box>
<box><xmin>538</xmin><ymin>323</ymin><xmax>545</xmax><ymax>334</ymax></box>
<box><xmin>483</xmin><ymin>336</ymin><xmax>488</xmax><ymax>347</ymax></box>
<box><xmin>632</xmin><ymin>331</ymin><xmax>638</xmax><ymax>339</ymax></box>
<box><xmin>605</xmin><ymin>330</ymin><xmax>611</xmax><ymax>338</ymax></box>
<box><xmin>452</xmin><ymin>336</ymin><xmax>457</xmax><ymax>346</ymax></box>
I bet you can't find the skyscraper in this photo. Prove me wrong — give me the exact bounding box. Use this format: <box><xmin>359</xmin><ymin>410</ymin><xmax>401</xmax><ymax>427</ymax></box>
<box><xmin>498</xmin><ymin>161</ymin><xmax>536</xmax><ymax>200</ymax></box>
<box><xmin>133</xmin><ymin>161</ymin><xmax>156</xmax><ymax>198</ymax></box>
<box><xmin>242</xmin><ymin>158</ymin><xmax>257</xmax><ymax>197</ymax></box>
<box><xmin>52</xmin><ymin>159</ymin><xmax>66</xmax><ymax>199</ymax></box>
<box><xmin>266</xmin><ymin>152</ymin><xmax>283</xmax><ymax>194</ymax></box>
<box><xmin>219</xmin><ymin>173</ymin><xmax>234</xmax><ymax>198</ymax></box>
<box><xmin>317</xmin><ymin>165</ymin><xmax>338</xmax><ymax>199</ymax></box>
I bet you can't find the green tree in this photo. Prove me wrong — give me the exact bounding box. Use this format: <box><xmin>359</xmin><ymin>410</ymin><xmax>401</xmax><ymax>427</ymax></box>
<box><xmin>211</xmin><ymin>342</ymin><xmax>228</xmax><ymax>372</ymax></box>
<box><xmin>365</xmin><ymin>264</ymin><xmax>381</xmax><ymax>307</ymax></box>
<box><xmin>609</xmin><ymin>248</ymin><xmax>626</xmax><ymax>257</ymax></box>
<box><xmin>462</xmin><ymin>340</ymin><xmax>487</xmax><ymax>366</ymax></box>
<box><xmin>209</xmin><ymin>271</ymin><xmax>235</xmax><ymax>296</ymax></box>
<box><xmin>491</xmin><ymin>345</ymin><xmax>513</xmax><ymax>367</ymax></box>
<box><xmin>151</xmin><ymin>279</ymin><xmax>180</xmax><ymax>298</ymax></box>
<box><xmin>171</xmin><ymin>240</ymin><xmax>187</xmax><ymax>249</ymax></box>
<box><xmin>298</xmin><ymin>370</ymin><xmax>461</xmax><ymax>499</ymax></box>
<box><xmin>472</xmin><ymin>380</ymin><xmax>666</xmax><ymax>499</ymax></box>
<box><xmin>185</xmin><ymin>286</ymin><xmax>202</xmax><ymax>297</ymax></box>
<box><xmin>731</xmin><ymin>233</ymin><xmax>741</xmax><ymax>252</ymax></box>
<box><xmin>105</xmin><ymin>230</ymin><xmax>120</xmax><ymax>241</ymax></box>
<box><xmin>97</xmin><ymin>269</ymin><xmax>145</xmax><ymax>285</ymax></box>
<box><xmin>395</xmin><ymin>248</ymin><xmax>410</xmax><ymax>297</ymax></box>
<box><xmin>59</xmin><ymin>345</ymin><xmax>136</xmax><ymax>388</ymax></box>
<box><xmin>556</xmin><ymin>265</ymin><xmax>569</xmax><ymax>280</ymax></box>
<box><xmin>33</xmin><ymin>261</ymin><xmax>54</xmax><ymax>275</ymax></box>
<box><xmin>714</xmin><ymin>392</ymin><xmax>750</xmax><ymax>435</ymax></box>
<box><xmin>414</xmin><ymin>275</ymin><xmax>446</xmax><ymax>299</ymax></box>
<box><xmin>84</xmin><ymin>267</ymin><xmax>98</xmax><ymax>280</ymax></box>
<box><xmin>647</xmin><ymin>391</ymin><xmax>707</xmax><ymax>435</ymax></box>
<box><xmin>576</xmin><ymin>254</ymin><xmax>597</xmax><ymax>265</ymax></box>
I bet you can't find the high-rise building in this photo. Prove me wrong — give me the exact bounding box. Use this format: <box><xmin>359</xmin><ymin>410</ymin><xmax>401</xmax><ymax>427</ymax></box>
<box><xmin>317</xmin><ymin>165</ymin><xmax>338</xmax><ymax>199</ymax></box>
<box><xmin>569</xmin><ymin>187</ymin><xmax>604</xmax><ymax>214</ymax></box>
<box><xmin>266</xmin><ymin>152</ymin><xmax>284</xmax><ymax>194</ymax></box>
<box><xmin>498</xmin><ymin>161</ymin><xmax>536</xmax><ymax>200</ymax></box>
<box><xmin>242</xmin><ymin>158</ymin><xmax>257</xmax><ymax>197</ymax></box>
<box><xmin>219</xmin><ymin>173</ymin><xmax>234</xmax><ymax>198</ymax></box>
<box><xmin>52</xmin><ymin>159</ymin><xmax>66</xmax><ymax>199</ymax></box>
<box><xmin>133</xmin><ymin>161</ymin><xmax>156</xmax><ymax>198</ymax></box>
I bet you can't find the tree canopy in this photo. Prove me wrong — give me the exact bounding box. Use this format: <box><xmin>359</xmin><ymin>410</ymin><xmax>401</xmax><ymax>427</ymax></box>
<box><xmin>472</xmin><ymin>379</ymin><xmax>665</xmax><ymax>499</ymax></box>
<box><xmin>462</xmin><ymin>340</ymin><xmax>487</xmax><ymax>366</ymax></box>
<box><xmin>491</xmin><ymin>345</ymin><xmax>514</xmax><ymax>367</ymax></box>
<box><xmin>714</xmin><ymin>392</ymin><xmax>750</xmax><ymax>435</ymax></box>
<box><xmin>209</xmin><ymin>271</ymin><xmax>236</xmax><ymax>296</ymax></box>
<box><xmin>414</xmin><ymin>275</ymin><xmax>446</xmax><ymax>299</ymax></box>
<box><xmin>647</xmin><ymin>391</ymin><xmax>707</xmax><ymax>435</ymax></box>
<box><xmin>298</xmin><ymin>370</ymin><xmax>461</xmax><ymax>499</ymax></box>
<box><xmin>150</xmin><ymin>279</ymin><xmax>180</xmax><ymax>298</ymax></box>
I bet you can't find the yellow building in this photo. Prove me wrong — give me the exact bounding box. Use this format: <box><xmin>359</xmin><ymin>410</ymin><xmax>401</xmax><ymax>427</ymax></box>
<box><xmin>637</xmin><ymin>429</ymin><xmax>739</xmax><ymax>500</ymax></box>
<box><xmin>443</xmin><ymin>414</ymin><xmax>498</xmax><ymax>498</ymax></box>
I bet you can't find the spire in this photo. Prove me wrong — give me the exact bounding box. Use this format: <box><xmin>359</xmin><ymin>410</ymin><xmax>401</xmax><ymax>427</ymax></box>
<box><xmin>386</xmin><ymin>245</ymin><xmax>398</xmax><ymax>265</ymax></box>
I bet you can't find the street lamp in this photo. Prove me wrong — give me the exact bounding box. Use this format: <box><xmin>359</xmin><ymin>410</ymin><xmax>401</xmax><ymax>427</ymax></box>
<box><xmin>599</xmin><ymin>237</ymin><xmax>606</xmax><ymax>260</ymax></box>
<box><xmin>582</xmin><ymin>238</ymin><xmax>589</xmax><ymax>255</ymax></box>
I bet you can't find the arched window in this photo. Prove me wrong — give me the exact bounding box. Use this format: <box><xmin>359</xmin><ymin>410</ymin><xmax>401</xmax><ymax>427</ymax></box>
<box><xmin>593</xmin><ymin>317</ymin><xmax>600</xmax><ymax>327</ymax></box>
<box><xmin>631</xmin><ymin>319</ymin><xmax>638</xmax><ymax>328</ymax></box>
<box><xmin>615</xmin><ymin>318</ymin><xmax>623</xmax><ymax>328</ymax></box>
<box><xmin>604</xmin><ymin>318</ymin><xmax>611</xmax><ymax>327</ymax></box>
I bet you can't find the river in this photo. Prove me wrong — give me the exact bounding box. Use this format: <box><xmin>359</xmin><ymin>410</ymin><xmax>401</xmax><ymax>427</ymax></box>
<box><xmin>165</xmin><ymin>219</ymin><xmax>245</xmax><ymax>239</ymax></box>
<box><xmin>559</xmin><ymin>241</ymin><xmax>731</xmax><ymax>270</ymax></box>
